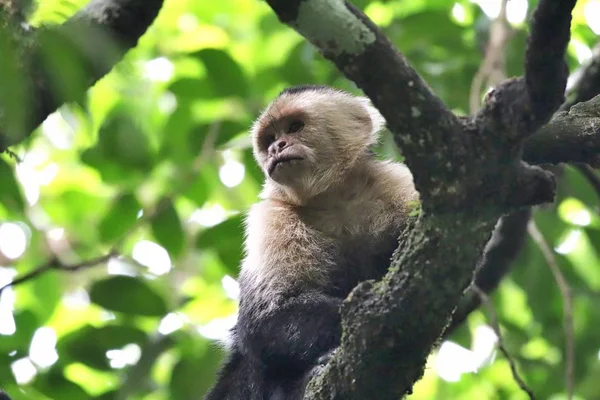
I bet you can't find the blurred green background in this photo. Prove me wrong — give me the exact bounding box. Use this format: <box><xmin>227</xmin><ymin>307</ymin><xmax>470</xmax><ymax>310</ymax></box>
<box><xmin>0</xmin><ymin>0</ymin><xmax>600</xmax><ymax>399</ymax></box>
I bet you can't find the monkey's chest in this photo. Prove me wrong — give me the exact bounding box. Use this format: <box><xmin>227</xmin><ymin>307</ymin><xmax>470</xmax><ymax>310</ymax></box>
<box><xmin>326</xmin><ymin>230</ymin><xmax>401</xmax><ymax>297</ymax></box>
<box><xmin>300</xmin><ymin>200</ymin><xmax>405</xmax><ymax>297</ymax></box>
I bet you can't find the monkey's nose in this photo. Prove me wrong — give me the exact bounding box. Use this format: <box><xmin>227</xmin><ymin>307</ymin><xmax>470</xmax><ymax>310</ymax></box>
<box><xmin>270</xmin><ymin>139</ymin><xmax>288</xmax><ymax>155</ymax></box>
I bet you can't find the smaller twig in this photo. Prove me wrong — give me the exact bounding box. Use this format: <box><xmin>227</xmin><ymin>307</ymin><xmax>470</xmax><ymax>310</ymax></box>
<box><xmin>528</xmin><ymin>220</ymin><xmax>575</xmax><ymax>400</ymax></box>
<box><xmin>574</xmin><ymin>163</ymin><xmax>600</xmax><ymax>201</ymax></box>
<box><xmin>472</xmin><ymin>284</ymin><xmax>536</xmax><ymax>400</ymax></box>
<box><xmin>0</xmin><ymin>249</ymin><xmax>118</xmax><ymax>295</ymax></box>
<box><xmin>3</xmin><ymin>148</ymin><xmax>21</xmax><ymax>162</ymax></box>
<box><xmin>469</xmin><ymin>0</ymin><xmax>511</xmax><ymax>113</ymax></box>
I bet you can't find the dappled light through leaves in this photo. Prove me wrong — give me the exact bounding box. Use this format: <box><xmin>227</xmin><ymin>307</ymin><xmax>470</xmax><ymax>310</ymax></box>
<box><xmin>0</xmin><ymin>0</ymin><xmax>599</xmax><ymax>399</ymax></box>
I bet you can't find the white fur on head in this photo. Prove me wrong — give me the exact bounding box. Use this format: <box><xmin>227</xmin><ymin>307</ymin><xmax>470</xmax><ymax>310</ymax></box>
<box><xmin>252</xmin><ymin>85</ymin><xmax>388</xmax><ymax>204</ymax></box>
<box><xmin>356</xmin><ymin>96</ymin><xmax>386</xmax><ymax>142</ymax></box>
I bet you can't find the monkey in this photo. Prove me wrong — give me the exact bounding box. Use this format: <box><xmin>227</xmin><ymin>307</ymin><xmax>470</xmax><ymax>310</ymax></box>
<box><xmin>205</xmin><ymin>85</ymin><xmax>418</xmax><ymax>400</ymax></box>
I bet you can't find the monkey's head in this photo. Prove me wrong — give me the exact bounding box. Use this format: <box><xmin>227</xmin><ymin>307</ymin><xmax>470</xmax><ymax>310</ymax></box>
<box><xmin>251</xmin><ymin>85</ymin><xmax>386</xmax><ymax>203</ymax></box>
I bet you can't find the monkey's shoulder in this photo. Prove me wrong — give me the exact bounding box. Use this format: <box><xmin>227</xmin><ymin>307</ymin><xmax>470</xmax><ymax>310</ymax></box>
<box><xmin>239</xmin><ymin>160</ymin><xmax>417</xmax><ymax>292</ymax></box>
<box><xmin>368</xmin><ymin>160</ymin><xmax>418</xmax><ymax>205</ymax></box>
<box><xmin>241</xmin><ymin>200</ymin><xmax>334</xmax><ymax>290</ymax></box>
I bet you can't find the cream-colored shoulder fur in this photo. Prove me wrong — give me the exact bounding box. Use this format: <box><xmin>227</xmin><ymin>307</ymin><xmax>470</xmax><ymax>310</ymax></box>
<box><xmin>239</xmin><ymin>200</ymin><xmax>334</xmax><ymax>294</ymax></box>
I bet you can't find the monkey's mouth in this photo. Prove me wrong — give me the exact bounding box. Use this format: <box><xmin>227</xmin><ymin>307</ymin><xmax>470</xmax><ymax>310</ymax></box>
<box><xmin>268</xmin><ymin>156</ymin><xmax>304</xmax><ymax>176</ymax></box>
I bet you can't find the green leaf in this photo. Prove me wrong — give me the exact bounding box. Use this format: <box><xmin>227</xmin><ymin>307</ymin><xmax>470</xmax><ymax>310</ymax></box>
<box><xmin>194</xmin><ymin>49</ymin><xmax>249</xmax><ymax>98</ymax></box>
<box><xmin>81</xmin><ymin>147</ymin><xmax>146</xmax><ymax>185</ymax></box>
<box><xmin>42</xmin><ymin>190</ymin><xmax>105</xmax><ymax>227</ymax></box>
<box><xmin>159</xmin><ymin>105</ymin><xmax>195</xmax><ymax>164</ymax></box>
<box><xmin>97</xmin><ymin>113</ymin><xmax>154</xmax><ymax>171</ymax></box>
<box><xmin>0</xmin><ymin>158</ymin><xmax>24</xmax><ymax>212</ymax></box>
<box><xmin>0</xmin><ymin>26</ymin><xmax>29</xmax><ymax>145</ymax></box>
<box><xmin>0</xmin><ymin>384</ymin><xmax>53</xmax><ymax>400</ymax></box>
<box><xmin>390</xmin><ymin>11</ymin><xmax>465</xmax><ymax>53</ymax></box>
<box><xmin>214</xmin><ymin>120</ymin><xmax>248</xmax><ymax>148</ymax></box>
<box><xmin>196</xmin><ymin>215</ymin><xmax>244</xmax><ymax>275</ymax></box>
<box><xmin>242</xmin><ymin>148</ymin><xmax>264</xmax><ymax>185</ymax></box>
<box><xmin>168</xmin><ymin>77</ymin><xmax>214</xmax><ymax>100</ymax></box>
<box><xmin>37</xmin><ymin>28</ymin><xmax>90</xmax><ymax>107</ymax></box>
<box><xmin>94</xmin><ymin>390</ymin><xmax>118</xmax><ymax>400</ymax></box>
<box><xmin>0</xmin><ymin>356</ymin><xmax>16</xmax><ymax>389</ymax></box>
<box><xmin>34</xmin><ymin>369</ymin><xmax>89</xmax><ymax>400</ymax></box>
<box><xmin>169</xmin><ymin>345</ymin><xmax>224</xmax><ymax>400</ymax></box>
<box><xmin>89</xmin><ymin>275</ymin><xmax>168</xmax><ymax>317</ymax></box>
<box><xmin>151</xmin><ymin>199</ymin><xmax>185</xmax><ymax>258</ymax></box>
<box><xmin>0</xmin><ymin>309</ymin><xmax>38</xmax><ymax>354</ymax></box>
<box><xmin>57</xmin><ymin>324</ymin><xmax>147</xmax><ymax>370</ymax></box>
<box><xmin>98</xmin><ymin>192</ymin><xmax>141</xmax><ymax>242</ymax></box>
<box><xmin>181</xmin><ymin>175</ymin><xmax>209</xmax><ymax>207</ymax></box>
<box><xmin>32</xmin><ymin>270</ymin><xmax>62</xmax><ymax>324</ymax></box>
<box><xmin>280</xmin><ymin>42</ymin><xmax>315</xmax><ymax>85</ymax></box>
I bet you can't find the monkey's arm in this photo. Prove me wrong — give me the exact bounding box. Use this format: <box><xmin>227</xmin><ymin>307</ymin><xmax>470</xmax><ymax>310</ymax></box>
<box><xmin>237</xmin><ymin>201</ymin><xmax>342</xmax><ymax>377</ymax></box>
<box><xmin>238</xmin><ymin>291</ymin><xmax>342</xmax><ymax>376</ymax></box>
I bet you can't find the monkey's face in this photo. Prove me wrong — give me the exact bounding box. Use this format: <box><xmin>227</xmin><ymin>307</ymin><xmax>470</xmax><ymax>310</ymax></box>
<box><xmin>251</xmin><ymin>87</ymin><xmax>386</xmax><ymax>196</ymax></box>
<box><xmin>253</xmin><ymin>110</ymin><xmax>316</xmax><ymax>186</ymax></box>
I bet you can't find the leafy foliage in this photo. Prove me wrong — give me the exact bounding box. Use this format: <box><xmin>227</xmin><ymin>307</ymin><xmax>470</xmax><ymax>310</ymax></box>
<box><xmin>0</xmin><ymin>0</ymin><xmax>599</xmax><ymax>399</ymax></box>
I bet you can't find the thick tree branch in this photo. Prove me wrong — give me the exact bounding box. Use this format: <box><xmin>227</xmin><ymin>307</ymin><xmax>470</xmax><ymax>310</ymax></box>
<box><xmin>523</xmin><ymin>0</ymin><xmax>574</xmax><ymax>132</ymax></box>
<box><xmin>266</xmin><ymin>0</ymin><xmax>467</xmax><ymax>211</ymax></box>
<box><xmin>451</xmin><ymin>38</ymin><xmax>600</xmax><ymax>338</ymax></box>
<box><xmin>0</xmin><ymin>0</ymin><xmax>164</xmax><ymax>151</ymax></box>
<box><xmin>261</xmin><ymin>1</ymin><xmax>577</xmax><ymax>399</ymax></box>
<box><xmin>522</xmin><ymin>94</ymin><xmax>600</xmax><ymax>166</ymax></box>
<box><xmin>306</xmin><ymin>215</ymin><xmax>500</xmax><ymax>400</ymax></box>
<box><xmin>474</xmin><ymin>0</ymin><xmax>576</xmax><ymax>142</ymax></box>
<box><xmin>446</xmin><ymin>209</ymin><xmax>531</xmax><ymax>336</ymax></box>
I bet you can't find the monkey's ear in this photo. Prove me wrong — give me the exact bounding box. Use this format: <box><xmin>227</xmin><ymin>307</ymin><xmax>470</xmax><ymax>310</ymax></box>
<box><xmin>357</xmin><ymin>97</ymin><xmax>386</xmax><ymax>138</ymax></box>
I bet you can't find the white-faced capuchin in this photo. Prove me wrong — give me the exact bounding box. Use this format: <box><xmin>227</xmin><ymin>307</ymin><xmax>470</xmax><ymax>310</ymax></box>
<box><xmin>205</xmin><ymin>85</ymin><xmax>418</xmax><ymax>400</ymax></box>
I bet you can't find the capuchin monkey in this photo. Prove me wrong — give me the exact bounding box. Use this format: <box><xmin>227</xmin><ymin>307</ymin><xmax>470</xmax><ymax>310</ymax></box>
<box><xmin>205</xmin><ymin>85</ymin><xmax>418</xmax><ymax>400</ymax></box>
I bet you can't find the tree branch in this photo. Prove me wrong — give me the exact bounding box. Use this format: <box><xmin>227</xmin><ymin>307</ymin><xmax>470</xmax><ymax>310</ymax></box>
<box><xmin>306</xmin><ymin>215</ymin><xmax>498</xmax><ymax>400</ymax></box>
<box><xmin>522</xmin><ymin>94</ymin><xmax>600</xmax><ymax>166</ymax></box>
<box><xmin>445</xmin><ymin>209</ymin><xmax>531</xmax><ymax>336</ymax></box>
<box><xmin>261</xmin><ymin>1</ymin><xmax>576</xmax><ymax>398</ymax></box>
<box><xmin>474</xmin><ymin>0</ymin><xmax>576</xmax><ymax>142</ymax></box>
<box><xmin>451</xmin><ymin>36</ymin><xmax>600</xmax><ymax>338</ymax></box>
<box><xmin>528</xmin><ymin>221</ymin><xmax>575</xmax><ymax>400</ymax></box>
<box><xmin>0</xmin><ymin>0</ymin><xmax>164</xmax><ymax>151</ymax></box>
<box><xmin>0</xmin><ymin>249</ymin><xmax>117</xmax><ymax>295</ymax></box>
<box><xmin>564</xmin><ymin>43</ymin><xmax>600</xmax><ymax>110</ymax></box>
<box><xmin>523</xmin><ymin>0</ymin><xmax>574</xmax><ymax>132</ymax></box>
<box><xmin>266</xmin><ymin>0</ymin><xmax>465</xmax><ymax>211</ymax></box>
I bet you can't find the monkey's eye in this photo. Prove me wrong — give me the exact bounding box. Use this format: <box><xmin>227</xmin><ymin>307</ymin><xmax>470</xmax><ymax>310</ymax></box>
<box><xmin>263</xmin><ymin>134</ymin><xmax>275</xmax><ymax>149</ymax></box>
<box><xmin>287</xmin><ymin>120</ymin><xmax>304</xmax><ymax>134</ymax></box>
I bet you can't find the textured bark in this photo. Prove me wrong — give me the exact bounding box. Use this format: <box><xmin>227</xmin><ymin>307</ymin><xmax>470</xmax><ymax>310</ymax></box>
<box><xmin>523</xmin><ymin>95</ymin><xmax>600</xmax><ymax>166</ymax></box>
<box><xmin>446</xmin><ymin>209</ymin><xmax>531</xmax><ymax>336</ymax></box>
<box><xmin>265</xmin><ymin>0</ymin><xmax>578</xmax><ymax>398</ymax></box>
<box><xmin>307</xmin><ymin>215</ymin><xmax>497</xmax><ymax>400</ymax></box>
<box><xmin>454</xmin><ymin>40</ymin><xmax>600</xmax><ymax>339</ymax></box>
